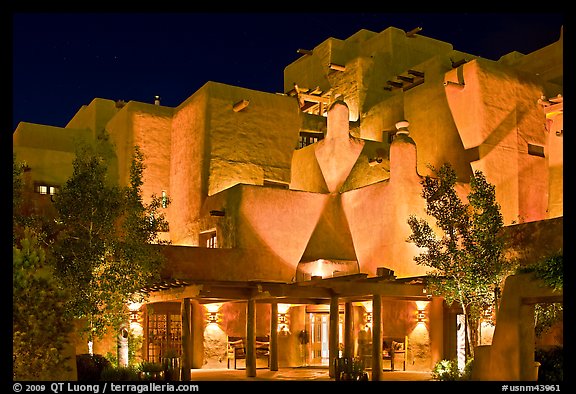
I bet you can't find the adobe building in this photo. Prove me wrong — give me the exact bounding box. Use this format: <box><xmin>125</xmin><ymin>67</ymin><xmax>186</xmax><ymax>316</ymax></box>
<box><xmin>13</xmin><ymin>26</ymin><xmax>563</xmax><ymax>380</ymax></box>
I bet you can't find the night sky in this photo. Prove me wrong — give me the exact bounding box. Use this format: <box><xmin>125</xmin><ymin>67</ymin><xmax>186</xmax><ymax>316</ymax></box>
<box><xmin>12</xmin><ymin>12</ymin><xmax>565</xmax><ymax>131</ymax></box>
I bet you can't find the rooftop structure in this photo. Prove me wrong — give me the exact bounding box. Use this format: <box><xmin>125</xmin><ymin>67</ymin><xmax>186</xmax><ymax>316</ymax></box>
<box><xmin>13</xmin><ymin>25</ymin><xmax>563</xmax><ymax>381</ymax></box>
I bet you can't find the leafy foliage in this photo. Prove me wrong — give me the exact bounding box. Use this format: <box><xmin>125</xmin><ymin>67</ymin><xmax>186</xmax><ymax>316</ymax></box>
<box><xmin>535</xmin><ymin>346</ymin><xmax>563</xmax><ymax>382</ymax></box>
<box><xmin>407</xmin><ymin>163</ymin><xmax>512</xmax><ymax>357</ymax></box>
<box><xmin>13</xmin><ymin>155</ymin><xmax>74</xmax><ymax>380</ymax></box>
<box><xmin>51</xmin><ymin>142</ymin><xmax>170</xmax><ymax>343</ymax></box>
<box><xmin>517</xmin><ymin>253</ymin><xmax>563</xmax><ymax>337</ymax></box>
<box><xmin>431</xmin><ymin>358</ymin><xmax>474</xmax><ymax>381</ymax></box>
<box><xmin>13</xmin><ymin>228</ymin><xmax>73</xmax><ymax>380</ymax></box>
<box><xmin>76</xmin><ymin>354</ymin><xmax>112</xmax><ymax>381</ymax></box>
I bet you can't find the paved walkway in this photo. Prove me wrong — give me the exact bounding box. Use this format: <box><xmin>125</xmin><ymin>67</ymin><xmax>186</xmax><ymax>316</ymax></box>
<box><xmin>188</xmin><ymin>367</ymin><xmax>434</xmax><ymax>381</ymax></box>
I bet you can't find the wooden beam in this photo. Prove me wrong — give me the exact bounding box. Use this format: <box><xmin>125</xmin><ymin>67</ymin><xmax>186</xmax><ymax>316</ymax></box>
<box><xmin>371</xmin><ymin>294</ymin><xmax>383</xmax><ymax>381</ymax></box>
<box><xmin>245</xmin><ymin>299</ymin><xmax>257</xmax><ymax>377</ymax></box>
<box><xmin>270</xmin><ymin>302</ymin><xmax>279</xmax><ymax>371</ymax></box>
<box><xmin>408</xmin><ymin>69</ymin><xmax>425</xmax><ymax>78</ymax></box>
<box><xmin>328</xmin><ymin>63</ymin><xmax>346</xmax><ymax>71</ymax></box>
<box><xmin>233</xmin><ymin>99</ymin><xmax>250</xmax><ymax>112</ymax></box>
<box><xmin>297</xmin><ymin>49</ymin><xmax>313</xmax><ymax>56</ymax></box>
<box><xmin>329</xmin><ymin>296</ymin><xmax>339</xmax><ymax>378</ymax></box>
<box><xmin>298</xmin><ymin>92</ymin><xmax>331</xmax><ymax>104</ymax></box>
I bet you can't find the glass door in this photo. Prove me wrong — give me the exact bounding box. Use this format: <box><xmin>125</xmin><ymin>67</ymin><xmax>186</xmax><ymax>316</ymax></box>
<box><xmin>308</xmin><ymin>313</ymin><xmax>330</xmax><ymax>366</ymax></box>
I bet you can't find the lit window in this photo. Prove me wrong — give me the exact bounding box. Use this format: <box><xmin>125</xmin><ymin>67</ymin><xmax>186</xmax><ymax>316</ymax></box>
<box><xmin>207</xmin><ymin>232</ymin><xmax>217</xmax><ymax>248</ymax></box>
<box><xmin>161</xmin><ymin>190</ymin><xmax>168</xmax><ymax>208</ymax></box>
<box><xmin>200</xmin><ymin>230</ymin><xmax>218</xmax><ymax>248</ymax></box>
<box><xmin>298</xmin><ymin>132</ymin><xmax>324</xmax><ymax>149</ymax></box>
<box><xmin>35</xmin><ymin>183</ymin><xmax>59</xmax><ymax>195</ymax></box>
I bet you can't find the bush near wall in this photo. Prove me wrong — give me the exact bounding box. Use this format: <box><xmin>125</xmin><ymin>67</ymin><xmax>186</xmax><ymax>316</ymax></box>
<box><xmin>536</xmin><ymin>346</ymin><xmax>563</xmax><ymax>382</ymax></box>
<box><xmin>76</xmin><ymin>354</ymin><xmax>111</xmax><ymax>381</ymax></box>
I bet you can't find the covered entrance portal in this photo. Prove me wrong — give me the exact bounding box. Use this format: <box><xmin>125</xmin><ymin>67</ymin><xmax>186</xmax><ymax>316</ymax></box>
<box><xmin>144</xmin><ymin>272</ymin><xmax>436</xmax><ymax>380</ymax></box>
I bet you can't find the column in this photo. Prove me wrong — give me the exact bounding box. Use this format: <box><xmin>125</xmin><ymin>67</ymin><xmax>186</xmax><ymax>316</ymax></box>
<box><xmin>371</xmin><ymin>294</ymin><xmax>383</xmax><ymax>381</ymax></box>
<box><xmin>343</xmin><ymin>301</ymin><xmax>353</xmax><ymax>359</ymax></box>
<box><xmin>245</xmin><ymin>299</ymin><xmax>257</xmax><ymax>377</ymax></box>
<box><xmin>180</xmin><ymin>298</ymin><xmax>192</xmax><ymax>381</ymax></box>
<box><xmin>270</xmin><ymin>302</ymin><xmax>279</xmax><ymax>371</ymax></box>
<box><xmin>329</xmin><ymin>295</ymin><xmax>339</xmax><ymax>378</ymax></box>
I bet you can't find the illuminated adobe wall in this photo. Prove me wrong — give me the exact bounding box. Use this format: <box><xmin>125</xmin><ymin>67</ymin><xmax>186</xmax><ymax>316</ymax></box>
<box><xmin>284</xmin><ymin>26</ymin><xmax>563</xmax><ymax>225</ymax></box>
<box><xmin>106</xmin><ymin>100</ymin><xmax>173</xmax><ymax>196</ymax></box>
<box><xmin>13</xmin><ymin>122</ymin><xmax>92</xmax><ymax>185</ymax></box>
<box><xmin>202</xmin><ymin>102</ymin><xmax>469</xmax><ymax>278</ymax></box>
<box><xmin>168</xmin><ymin>82</ymin><xmax>301</xmax><ymax>245</ymax></box>
<box><xmin>66</xmin><ymin>98</ymin><xmax>120</xmax><ymax>138</ymax></box>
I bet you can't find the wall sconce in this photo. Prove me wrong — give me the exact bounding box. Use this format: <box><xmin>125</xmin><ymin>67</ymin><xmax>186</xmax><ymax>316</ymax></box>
<box><xmin>278</xmin><ymin>313</ymin><xmax>287</xmax><ymax>325</ymax></box>
<box><xmin>417</xmin><ymin>309</ymin><xmax>426</xmax><ymax>323</ymax></box>
<box><xmin>365</xmin><ymin>311</ymin><xmax>372</xmax><ymax>329</ymax></box>
<box><xmin>233</xmin><ymin>99</ymin><xmax>250</xmax><ymax>112</ymax></box>
<box><xmin>130</xmin><ymin>310</ymin><xmax>140</xmax><ymax>323</ymax></box>
<box><xmin>207</xmin><ymin>311</ymin><xmax>219</xmax><ymax>324</ymax></box>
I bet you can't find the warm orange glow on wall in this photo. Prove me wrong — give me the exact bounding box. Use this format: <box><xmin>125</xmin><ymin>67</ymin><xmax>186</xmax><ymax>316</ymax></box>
<box><xmin>311</xmin><ymin>259</ymin><xmax>327</xmax><ymax>278</ymax></box>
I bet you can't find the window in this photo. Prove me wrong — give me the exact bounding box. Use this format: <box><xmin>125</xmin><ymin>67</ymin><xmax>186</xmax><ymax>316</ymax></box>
<box><xmin>528</xmin><ymin>143</ymin><xmax>545</xmax><ymax>158</ymax></box>
<box><xmin>207</xmin><ymin>232</ymin><xmax>217</xmax><ymax>248</ymax></box>
<box><xmin>35</xmin><ymin>183</ymin><xmax>58</xmax><ymax>195</ymax></box>
<box><xmin>146</xmin><ymin>303</ymin><xmax>182</xmax><ymax>363</ymax></box>
<box><xmin>161</xmin><ymin>190</ymin><xmax>168</xmax><ymax>208</ymax></box>
<box><xmin>200</xmin><ymin>230</ymin><xmax>218</xmax><ymax>248</ymax></box>
<box><xmin>298</xmin><ymin>132</ymin><xmax>324</xmax><ymax>149</ymax></box>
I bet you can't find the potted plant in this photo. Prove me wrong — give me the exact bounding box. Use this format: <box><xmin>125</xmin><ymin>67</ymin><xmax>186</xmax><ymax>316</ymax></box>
<box><xmin>137</xmin><ymin>361</ymin><xmax>165</xmax><ymax>381</ymax></box>
<box><xmin>297</xmin><ymin>330</ymin><xmax>309</xmax><ymax>366</ymax></box>
<box><xmin>161</xmin><ymin>349</ymin><xmax>181</xmax><ymax>381</ymax></box>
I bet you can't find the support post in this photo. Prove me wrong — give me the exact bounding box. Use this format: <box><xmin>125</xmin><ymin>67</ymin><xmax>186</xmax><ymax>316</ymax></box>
<box><xmin>245</xmin><ymin>299</ymin><xmax>257</xmax><ymax>377</ymax></box>
<box><xmin>180</xmin><ymin>298</ymin><xmax>192</xmax><ymax>381</ymax></box>
<box><xmin>329</xmin><ymin>295</ymin><xmax>339</xmax><ymax>378</ymax></box>
<box><xmin>371</xmin><ymin>294</ymin><xmax>383</xmax><ymax>381</ymax></box>
<box><xmin>270</xmin><ymin>302</ymin><xmax>279</xmax><ymax>371</ymax></box>
<box><xmin>344</xmin><ymin>302</ymin><xmax>353</xmax><ymax>359</ymax></box>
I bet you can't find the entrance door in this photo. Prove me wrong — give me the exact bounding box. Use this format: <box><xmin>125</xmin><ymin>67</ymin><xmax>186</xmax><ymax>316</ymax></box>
<box><xmin>308</xmin><ymin>313</ymin><xmax>330</xmax><ymax>366</ymax></box>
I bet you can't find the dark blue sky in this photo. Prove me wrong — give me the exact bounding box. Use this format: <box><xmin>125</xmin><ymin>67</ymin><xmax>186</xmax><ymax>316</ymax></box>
<box><xmin>12</xmin><ymin>12</ymin><xmax>565</xmax><ymax>130</ymax></box>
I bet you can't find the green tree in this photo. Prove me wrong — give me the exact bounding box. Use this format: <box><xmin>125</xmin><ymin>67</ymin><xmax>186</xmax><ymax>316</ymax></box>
<box><xmin>407</xmin><ymin>163</ymin><xmax>512</xmax><ymax>360</ymax></box>
<box><xmin>51</xmin><ymin>142</ymin><xmax>169</xmax><ymax>351</ymax></box>
<box><xmin>13</xmin><ymin>155</ymin><xmax>73</xmax><ymax>380</ymax></box>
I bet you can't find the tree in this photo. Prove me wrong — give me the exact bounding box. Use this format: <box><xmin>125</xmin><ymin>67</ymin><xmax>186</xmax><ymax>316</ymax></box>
<box><xmin>51</xmin><ymin>142</ymin><xmax>169</xmax><ymax>351</ymax></box>
<box><xmin>13</xmin><ymin>155</ymin><xmax>73</xmax><ymax>380</ymax></box>
<box><xmin>407</xmin><ymin>163</ymin><xmax>512</xmax><ymax>361</ymax></box>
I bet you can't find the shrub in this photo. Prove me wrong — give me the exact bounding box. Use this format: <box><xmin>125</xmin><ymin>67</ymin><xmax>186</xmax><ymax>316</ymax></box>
<box><xmin>76</xmin><ymin>354</ymin><xmax>111</xmax><ymax>381</ymax></box>
<box><xmin>431</xmin><ymin>358</ymin><xmax>474</xmax><ymax>381</ymax></box>
<box><xmin>536</xmin><ymin>346</ymin><xmax>563</xmax><ymax>382</ymax></box>
<box><xmin>100</xmin><ymin>366</ymin><xmax>139</xmax><ymax>381</ymax></box>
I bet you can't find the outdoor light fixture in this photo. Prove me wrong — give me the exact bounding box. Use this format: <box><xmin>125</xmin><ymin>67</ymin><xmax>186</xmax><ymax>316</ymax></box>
<box><xmin>365</xmin><ymin>311</ymin><xmax>372</xmax><ymax>329</ymax></box>
<box><xmin>130</xmin><ymin>311</ymin><xmax>140</xmax><ymax>323</ymax></box>
<box><xmin>207</xmin><ymin>311</ymin><xmax>219</xmax><ymax>324</ymax></box>
<box><xmin>278</xmin><ymin>313</ymin><xmax>287</xmax><ymax>325</ymax></box>
<box><xmin>417</xmin><ymin>309</ymin><xmax>426</xmax><ymax>322</ymax></box>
